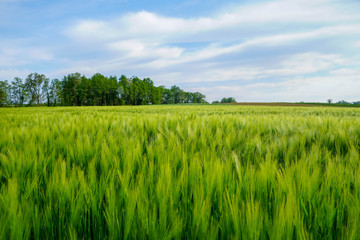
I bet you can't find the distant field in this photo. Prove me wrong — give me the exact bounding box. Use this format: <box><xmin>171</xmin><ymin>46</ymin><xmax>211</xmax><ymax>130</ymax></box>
<box><xmin>228</xmin><ymin>102</ymin><xmax>360</xmax><ymax>107</ymax></box>
<box><xmin>1</xmin><ymin>105</ymin><xmax>360</xmax><ymax>239</ymax></box>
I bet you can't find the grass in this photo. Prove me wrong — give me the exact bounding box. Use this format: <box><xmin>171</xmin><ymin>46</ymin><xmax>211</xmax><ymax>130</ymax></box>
<box><xmin>0</xmin><ymin>105</ymin><xmax>360</xmax><ymax>239</ymax></box>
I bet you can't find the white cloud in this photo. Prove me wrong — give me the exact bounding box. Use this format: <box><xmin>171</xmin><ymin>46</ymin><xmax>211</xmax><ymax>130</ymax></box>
<box><xmin>227</xmin><ymin>0</ymin><xmax>359</xmax><ymax>23</ymax></box>
<box><xmin>264</xmin><ymin>52</ymin><xmax>345</xmax><ymax>76</ymax></box>
<box><xmin>197</xmin><ymin>74</ymin><xmax>360</xmax><ymax>103</ymax></box>
<box><xmin>107</xmin><ymin>40</ymin><xmax>183</xmax><ymax>59</ymax></box>
<box><xmin>64</xmin><ymin>19</ymin><xmax>360</xmax><ymax>72</ymax></box>
<box><xmin>149</xmin><ymin>52</ymin><xmax>346</xmax><ymax>84</ymax></box>
<box><xmin>0</xmin><ymin>69</ymin><xmax>31</xmax><ymax>80</ymax></box>
<box><xmin>329</xmin><ymin>68</ymin><xmax>359</xmax><ymax>76</ymax></box>
<box><xmin>146</xmin><ymin>26</ymin><xmax>360</xmax><ymax>68</ymax></box>
<box><xmin>354</xmin><ymin>41</ymin><xmax>360</xmax><ymax>48</ymax></box>
<box><xmin>66</xmin><ymin>0</ymin><xmax>360</xmax><ymax>40</ymax></box>
<box><xmin>65</xmin><ymin>0</ymin><xmax>360</xmax><ymax>43</ymax></box>
<box><xmin>0</xmin><ymin>46</ymin><xmax>53</xmax><ymax>67</ymax></box>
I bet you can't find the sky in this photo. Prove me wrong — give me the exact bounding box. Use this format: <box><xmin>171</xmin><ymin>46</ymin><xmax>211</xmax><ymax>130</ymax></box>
<box><xmin>1</xmin><ymin>0</ymin><xmax>360</xmax><ymax>102</ymax></box>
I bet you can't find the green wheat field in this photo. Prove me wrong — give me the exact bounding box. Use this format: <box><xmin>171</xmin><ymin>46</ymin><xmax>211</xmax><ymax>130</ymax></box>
<box><xmin>1</xmin><ymin>105</ymin><xmax>360</xmax><ymax>239</ymax></box>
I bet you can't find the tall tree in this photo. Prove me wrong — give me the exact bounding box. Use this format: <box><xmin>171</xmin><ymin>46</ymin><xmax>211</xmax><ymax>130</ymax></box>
<box><xmin>49</xmin><ymin>78</ymin><xmax>62</xmax><ymax>106</ymax></box>
<box><xmin>194</xmin><ymin>92</ymin><xmax>207</xmax><ymax>103</ymax></box>
<box><xmin>11</xmin><ymin>77</ymin><xmax>27</xmax><ymax>106</ymax></box>
<box><xmin>151</xmin><ymin>86</ymin><xmax>163</xmax><ymax>105</ymax></box>
<box><xmin>131</xmin><ymin>77</ymin><xmax>143</xmax><ymax>105</ymax></box>
<box><xmin>119</xmin><ymin>75</ymin><xmax>131</xmax><ymax>105</ymax></box>
<box><xmin>108</xmin><ymin>76</ymin><xmax>119</xmax><ymax>105</ymax></box>
<box><xmin>0</xmin><ymin>81</ymin><xmax>9</xmax><ymax>107</ymax></box>
<box><xmin>77</xmin><ymin>76</ymin><xmax>90</xmax><ymax>106</ymax></box>
<box><xmin>42</xmin><ymin>78</ymin><xmax>50</xmax><ymax>106</ymax></box>
<box><xmin>162</xmin><ymin>87</ymin><xmax>173</xmax><ymax>104</ymax></box>
<box><xmin>62</xmin><ymin>73</ymin><xmax>82</xmax><ymax>106</ymax></box>
<box><xmin>90</xmin><ymin>73</ymin><xmax>109</xmax><ymax>106</ymax></box>
<box><xmin>25</xmin><ymin>73</ymin><xmax>48</xmax><ymax>105</ymax></box>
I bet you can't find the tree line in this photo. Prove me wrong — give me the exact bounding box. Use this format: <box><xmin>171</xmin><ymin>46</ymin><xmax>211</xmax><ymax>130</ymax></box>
<box><xmin>212</xmin><ymin>97</ymin><xmax>236</xmax><ymax>104</ymax></box>
<box><xmin>0</xmin><ymin>73</ymin><xmax>207</xmax><ymax>107</ymax></box>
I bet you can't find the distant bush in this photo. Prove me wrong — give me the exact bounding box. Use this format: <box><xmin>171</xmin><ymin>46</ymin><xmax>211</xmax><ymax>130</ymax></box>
<box><xmin>336</xmin><ymin>100</ymin><xmax>360</xmax><ymax>105</ymax></box>
<box><xmin>337</xmin><ymin>100</ymin><xmax>350</xmax><ymax>104</ymax></box>
<box><xmin>220</xmin><ymin>97</ymin><xmax>236</xmax><ymax>103</ymax></box>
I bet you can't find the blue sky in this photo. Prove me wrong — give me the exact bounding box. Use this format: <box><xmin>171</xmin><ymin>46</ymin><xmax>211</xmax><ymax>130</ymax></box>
<box><xmin>1</xmin><ymin>0</ymin><xmax>360</xmax><ymax>102</ymax></box>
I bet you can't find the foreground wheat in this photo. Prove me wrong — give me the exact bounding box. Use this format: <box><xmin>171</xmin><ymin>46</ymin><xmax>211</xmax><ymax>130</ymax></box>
<box><xmin>0</xmin><ymin>105</ymin><xmax>360</xmax><ymax>239</ymax></box>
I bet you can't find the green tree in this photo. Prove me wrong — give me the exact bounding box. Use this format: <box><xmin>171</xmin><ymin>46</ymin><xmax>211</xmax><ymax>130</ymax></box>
<box><xmin>11</xmin><ymin>77</ymin><xmax>27</xmax><ymax>106</ymax></box>
<box><xmin>0</xmin><ymin>81</ymin><xmax>9</xmax><ymax>107</ymax></box>
<box><xmin>77</xmin><ymin>76</ymin><xmax>91</xmax><ymax>106</ymax></box>
<box><xmin>151</xmin><ymin>86</ymin><xmax>163</xmax><ymax>105</ymax></box>
<box><xmin>142</xmin><ymin>78</ymin><xmax>153</xmax><ymax>104</ymax></box>
<box><xmin>162</xmin><ymin>88</ymin><xmax>173</xmax><ymax>104</ymax></box>
<box><xmin>90</xmin><ymin>73</ymin><xmax>110</xmax><ymax>106</ymax></box>
<box><xmin>108</xmin><ymin>76</ymin><xmax>119</xmax><ymax>105</ymax></box>
<box><xmin>62</xmin><ymin>73</ymin><xmax>82</xmax><ymax>106</ymax></box>
<box><xmin>25</xmin><ymin>73</ymin><xmax>48</xmax><ymax>105</ymax></box>
<box><xmin>119</xmin><ymin>75</ymin><xmax>131</xmax><ymax>105</ymax></box>
<box><xmin>194</xmin><ymin>92</ymin><xmax>207</xmax><ymax>103</ymax></box>
<box><xmin>130</xmin><ymin>77</ymin><xmax>144</xmax><ymax>105</ymax></box>
<box><xmin>49</xmin><ymin>79</ymin><xmax>62</xmax><ymax>106</ymax></box>
<box><xmin>220</xmin><ymin>97</ymin><xmax>236</xmax><ymax>103</ymax></box>
<box><xmin>170</xmin><ymin>85</ymin><xmax>184</xmax><ymax>104</ymax></box>
<box><xmin>42</xmin><ymin>78</ymin><xmax>50</xmax><ymax>106</ymax></box>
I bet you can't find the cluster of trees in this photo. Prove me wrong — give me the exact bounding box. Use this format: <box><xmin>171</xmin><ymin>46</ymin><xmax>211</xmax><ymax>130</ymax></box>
<box><xmin>336</xmin><ymin>100</ymin><xmax>360</xmax><ymax>105</ymax></box>
<box><xmin>0</xmin><ymin>73</ymin><xmax>207</xmax><ymax>107</ymax></box>
<box><xmin>212</xmin><ymin>97</ymin><xmax>236</xmax><ymax>104</ymax></box>
<box><xmin>327</xmin><ymin>99</ymin><xmax>360</xmax><ymax>105</ymax></box>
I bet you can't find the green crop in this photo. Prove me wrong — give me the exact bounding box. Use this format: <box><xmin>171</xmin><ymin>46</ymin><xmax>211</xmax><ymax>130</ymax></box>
<box><xmin>0</xmin><ymin>105</ymin><xmax>360</xmax><ymax>239</ymax></box>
